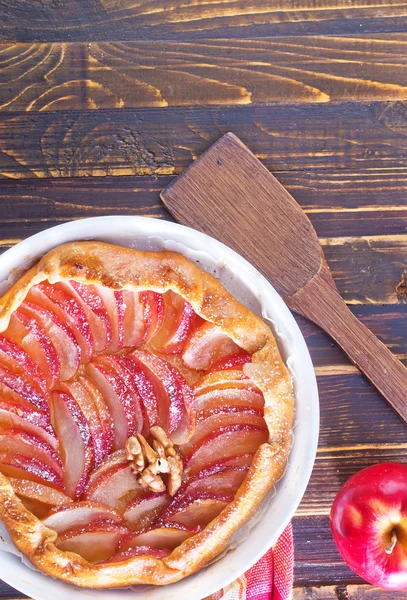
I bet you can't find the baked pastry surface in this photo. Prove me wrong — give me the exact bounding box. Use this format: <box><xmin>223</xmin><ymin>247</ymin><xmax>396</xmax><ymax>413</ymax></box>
<box><xmin>0</xmin><ymin>241</ymin><xmax>294</xmax><ymax>588</ymax></box>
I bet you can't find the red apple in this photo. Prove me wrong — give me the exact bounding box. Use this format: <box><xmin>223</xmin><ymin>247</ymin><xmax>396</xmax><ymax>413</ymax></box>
<box><xmin>56</xmin><ymin>520</ymin><xmax>128</xmax><ymax>563</ymax></box>
<box><xmin>43</xmin><ymin>501</ymin><xmax>122</xmax><ymax>533</ymax></box>
<box><xmin>330</xmin><ymin>462</ymin><xmax>407</xmax><ymax>590</ymax></box>
<box><xmin>149</xmin><ymin>290</ymin><xmax>196</xmax><ymax>354</ymax></box>
<box><xmin>209</xmin><ymin>351</ymin><xmax>252</xmax><ymax>372</ymax></box>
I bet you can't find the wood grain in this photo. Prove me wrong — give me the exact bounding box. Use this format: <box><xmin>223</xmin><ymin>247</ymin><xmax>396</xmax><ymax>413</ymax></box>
<box><xmin>1</xmin><ymin>101</ymin><xmax>407</xmax><ymax>178</ymax></box>
<box><xmin>293</xmin><ymin>584</ymin><xmax>407</xmax><ymax>598</ymax></box>
<box><xmin>1</xmin><ymin>1</ymin><xmax>407</xmax><ymax>42</ymax></box>
<box><xmin>2</xmin><ymin>36</ymin><xmax>407</xmax><ymax>111</ymax></box>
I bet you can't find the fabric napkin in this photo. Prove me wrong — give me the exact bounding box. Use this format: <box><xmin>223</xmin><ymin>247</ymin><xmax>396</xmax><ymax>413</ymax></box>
<box><xmin>204</xmin><ymin>523</ymin><xmax>293</xmax><ymax>600</ymax></box>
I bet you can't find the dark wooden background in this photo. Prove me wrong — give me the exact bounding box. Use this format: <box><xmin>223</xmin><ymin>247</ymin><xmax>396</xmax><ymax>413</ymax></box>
<box><xmin>1</xmin><ymin>1</ymin><xmax>407</xmax><ymax>598</ymax></box>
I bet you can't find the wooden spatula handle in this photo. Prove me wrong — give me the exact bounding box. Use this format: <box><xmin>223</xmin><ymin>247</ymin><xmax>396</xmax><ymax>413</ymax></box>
<box><xmin>287</xmin><ymin>265</ymin><xmax>407</xmax><ymax>422</ymax></box>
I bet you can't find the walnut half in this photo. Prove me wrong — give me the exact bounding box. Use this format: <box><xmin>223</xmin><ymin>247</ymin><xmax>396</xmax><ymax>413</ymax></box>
<box><xmin>125</xmin><ymin>426</ymin><xmax>183</xmax><ymax>496</ymax></box>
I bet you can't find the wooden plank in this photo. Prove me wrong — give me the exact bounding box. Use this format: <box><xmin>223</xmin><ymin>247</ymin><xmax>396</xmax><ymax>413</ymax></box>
<box><xmin>1</xmin><ymin>102</ymin><xmax>407</xmax><ymax>179</ymax></box>
<box><xmin>293</xmin><ymin>584</ymin><xmax>407</xmax><ymax>599</ymax></box>
<box><xmin>1</xmin><ymin>1</ymin><xmax>407</xmax><ymax>42</ymax></box>
<box><xmin>299</xmin><ymin>445</ymin><xmax>407</xmax><ymax>516</ymax></box>
<box><xmin>2</xmin><ymin>36</ymin><xmax>407</xmax><ymax>111</ymax></box>
<box><xmin>292</xmin><ymin>515</ymin><xmax>362</xmax><ymax>586</ymax></box>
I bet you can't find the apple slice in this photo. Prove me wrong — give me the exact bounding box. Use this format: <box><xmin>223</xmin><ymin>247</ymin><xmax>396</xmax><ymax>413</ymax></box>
<box><xmin>182</xmin><ymin>467</ymin><xmax>248</xmax><ymax>497</ymax></box>
<box><xmin>0</xmin><ymin>363</ymin><xmax>48</xmax><ymax>414</ymax></box>
<box><xmin>161</xmin><ymin>493</ymin><xmax>233</xmax><ymax>528</ymax></box>
<box><xmin>123</xmin><ymin>492</ymin><xmax>170</xmax><ymax>531</ymax></box>
<box><xmin>127</xmin><ymin>350</ymin><xmax>194</xmax><ymax>443</ymax></box>
<box><xmin>119</xmin><ymin>524</ymin><xmax>198</xmax><ymax>552</ymax></box>
<box><xmin>20</xmin><ymin>301</ymin><xmax>80</xmax><ymax>381</ymax></box>
<box><xmin>0</xmin><ymin>402</ymin><xmax>57</xmax><ymax>450</ymax></box>
<box><xmin>86</xmin><ymin>359</ymin><xmax>142</xmax><ymax>449</ymax></box>
<box><xmin>0</xmin><ymin>333</ymin><xmax>49</xmax><ymax>399</ymax></box>
<box><xmin>0</xmin><ymin>454</ymin><xmax>65</xmax><ymax>489</ymax></box>
<box><xmin>181</xmin><ymin>410</ymin><xmax>266</xmax><ymax>458</ymax></box>
<box><xmin>67</xmin><ymin>281</ymin><xmax>112</xmax><ymax>351</ymax></box>
<box><xmin>149</xmin><ymin>291</ymin><xmax>196</xmax><ymax>354</ymax></box>
<box><xmin>194</xmin><ymin>388</ymin><xmax>264</xmax><ymax>413</ymax></box>
<box><xmin>184</xmin><ymin>425</ymin><xmax>268</xmax><ymax>477</ymax></box>
<box><xmin>115</xmin><ymin>356</ymin><xmax>157</xmax><ymax>434</ymax></box>
<box><xmin>140</xmin><ymin>291</ymin><xmax>164</xmax><ymax>343</ymax></box>
<box><xmin>194</xmin><ymin>369</ymin><xmax>259</xmax><ymax>396</ymax></box>
<box><xmin>43</xmin><ymin>501</ymin><xmax>123</xmax><ymax>533</ymax></box>
<box><xmin>85</xmin><ymin>462</ymin><xmax>143</xmax><ymax>513</ymax></box>
<box><xmin>59</xmin><ymin>380</ymin><xmax>108</xmax><ymax>466</ymax></box>
<box><xmin>51</xmin><ymin>391</ymin><xmax>93</xmax><ymax>499</ymax></box>
<box><xmin>0</xmin><ymin>427</ymin><xmax>62</xmax><ymax>473</ymax></box>
<box><xmin>78</xmin><ymin>375</ymin><xmax>114</xmax><ymax>458</ymax></box>
<box><xmin>6</xmin><ymin>310</ymin><xmax>61</xmax><ymax>388</ymax></box>
<box><xmin>8</xmin><ymin>477</ymin><xmax>72</xmax><ymax>507</ymax></box>
<box><xmin>182</xmin><ymin>322</ymin><xmax>241</xmax><ymax>371</ymax></box>
<box><xmin>85</xmin><ymin>450</ymin><xmax>126</xmax><ymax>493</ymax></box>
<box><xmin>56</xmin><ymin>520</ymin><xmax>128</xmax><ymax>563</ymax></box>
<box><xmin>28</xmin><ymin>282</ymin><xmax>94</xmax><ymax>363</ymax></box>
<box><xmin>107</xmin><ymin>546</ymin><xmax>170</xmax><ymax>562</ymax></box>
<box><xmin>209</xmin><ymin>351</ymin><xmax>252</xmax><ymax>372</ymax></box>
<box><xmin>122</xmin><ymin>290</ymin><xmax>145</xmax><ymax>347</ymax></box>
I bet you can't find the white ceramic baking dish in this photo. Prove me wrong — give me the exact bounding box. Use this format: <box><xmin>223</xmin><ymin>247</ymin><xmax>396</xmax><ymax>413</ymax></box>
<box><xmin>0</xmin><ymin>216</ymin><xmax>319</xmax><ymax>599</ymax></box>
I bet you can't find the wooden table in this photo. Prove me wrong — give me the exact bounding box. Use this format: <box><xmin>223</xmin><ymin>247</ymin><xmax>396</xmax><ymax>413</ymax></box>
<box><xmin>1</xmin><ymin>1</ymin><xmax>407</xmax><ymax>598</ymax></box>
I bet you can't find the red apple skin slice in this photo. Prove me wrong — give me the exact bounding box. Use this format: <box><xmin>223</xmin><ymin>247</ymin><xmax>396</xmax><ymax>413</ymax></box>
<box><xmin>43</xmin><ymin>501</ymin><xmax>123</xmax><ymax>533</ymax></box>
<box><xmin>182</xmin><ymin>322</ymin><xmax>241</xmax><ymax>371</ymax></box>
<box><xmin>29</xmin><ymin>282</ymin><xmax>94</xmax><ymax>363</ymax></box>
<box><xmin>0</xmin><ymin>333</ymin><xmax>49</xmax><ymax>399</ymax></box>
<box><xmin>107</xmin><ymin>546</ymin><xmax>170</xmax><ymax>562</ymax></box>
<box><xmin>184</xmin><ymin>425</ymin><xmax>269</xmax><ymax>477</ymax></box>
<box><xmin>181</xmin><ymin>467</ymin><xmax>248</xmax><ymax>497</ymax></box>
<box><xmin>127</xmin><ymin>350</ymin><xmax>186</xmax><ymax>438</ymax></box>
<box><xmin>51</xmin><ymin>391</ymin><xmax>93</xmax><ymax>499</ymax></box>
<box><xmin>7</xmin><ymin>310</ymin><xmax>61</xmax><ymax>388</ymax></box>
<box><xmin>56</xmin><ymin>520</ymin><xmax>128</xmax><ymax>563</ymax></box>
<box><xmin>123</xmin><ymin>492</ymin><xmax>170</xmax><ymax>531</ymax></box>
<box><xmin>20</xmin><ymin>301</ymin><xmax>80</xmax><ymax>381</ymax></box>
<box><xmin>0</xmin><ymin>427</ymin><xmax>62</xmax><ymax>474</ymax></box>
<box><xmin>194</xmin><ymin>388</ymin><xmax>264</xmax><ymax>414</ymax></box>
<box><xmin>68</xmin><ymin>281</ymin><xmax>112</xmax><ymax>351</ymax></box>
<box><xmin>97</xmin><ymin>356</ymin><xmax>144</xmax><ymax>436</ymax></box>
<box><xmin>209</xmin><ymin>352</ymin><xmax>252</xmax><ymax>372</ymax></box>
<box><xmin>0</xmin><ymin>404</ymin><xmax>57</xmax><ymax>450</ymax></box>
<box><xmin>59</xmin><ymin>380</ymin><xmax>108</xmax><ymax>466</ymax></box>
<box><xmin>0</xmin><ymin>363</ymin><xmax>48</xmax><ymax>414</ymax></box>
<box><xmin>115</xmin><ymin>356</ymin><xmax>157</xmax><ymax>434</ymax></box>
<box><xmin>181</xmin><ymin>410</ymin><xmax>266</xmax><ymax>458</ymax></box>
<box><xmin>118</xmin><ymin>524</ymin><xmax>198</xmax><ymax>552</ymax></box>
<box><xmin>149</xmin><ymin>291</ymin><xmax>196</xmax><ymax>354</ymax></box>
<box><xmin>160</xmin><ymin>493</ymin><xmax>233</xmax><ymax>528</ymax></box>
<box><xmin>0</xmin><ymin>452</ymin><xmax>65</xmax><ymax>489</ymax></box>
<box><xmin>85</xmin><ymin>462</ymin><xmax>143</xmax><ymax>513</ymax></box>
<box><xmin>86</xmin><ymin>360</ymin><xmax>140</xmax><ymax>450</ymax></box>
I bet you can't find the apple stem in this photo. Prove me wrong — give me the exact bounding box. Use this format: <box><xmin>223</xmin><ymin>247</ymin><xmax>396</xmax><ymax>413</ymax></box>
<box><xmin>385</xmin><ymin>530</ymin><xmax>398</xmax><ymax>555</ymax></box>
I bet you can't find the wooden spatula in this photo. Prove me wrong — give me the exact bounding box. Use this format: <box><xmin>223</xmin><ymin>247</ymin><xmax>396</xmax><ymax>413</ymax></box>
<box><xmin>161</xmin><ymin>132</ymin><xmax>407</xmax><ymax>424</ymax></box>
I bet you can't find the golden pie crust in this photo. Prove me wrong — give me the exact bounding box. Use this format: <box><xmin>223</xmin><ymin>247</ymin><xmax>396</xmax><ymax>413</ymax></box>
<box><xmin>0</xmin><ymin>241</ymin><xmax>294</xmax><ymax>588</ymax></box>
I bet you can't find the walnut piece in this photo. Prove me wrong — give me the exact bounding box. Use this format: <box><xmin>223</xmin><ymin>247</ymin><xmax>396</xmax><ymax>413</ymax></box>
<box><xmin>125</xmin><ymin>426</ymin><xmax>183</xmax><ymax>496</ymax></box>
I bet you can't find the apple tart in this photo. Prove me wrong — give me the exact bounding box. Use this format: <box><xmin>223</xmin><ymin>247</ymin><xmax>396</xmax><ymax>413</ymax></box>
<box><xmin>0</xmin><ymin>241</ymin><xmax>294</xmax><ymax>588</ymax></box>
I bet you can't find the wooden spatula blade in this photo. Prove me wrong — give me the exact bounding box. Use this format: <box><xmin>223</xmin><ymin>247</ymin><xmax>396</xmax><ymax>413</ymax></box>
<box><xmin>161</xmin><ymin>132</ymin><xmax>322</xmax><ymax>298</ymax></box>
<box><xmin>161</xmin><ymin>133</ymin><xmax>407</xmax><ymax>426</ymax></box>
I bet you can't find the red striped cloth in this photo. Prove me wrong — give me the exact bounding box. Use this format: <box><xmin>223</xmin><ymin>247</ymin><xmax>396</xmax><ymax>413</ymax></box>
<box><xmin>205</xmin><ymin>523</ymin><xmax>293</xmax><ymax>600</ymax></box>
